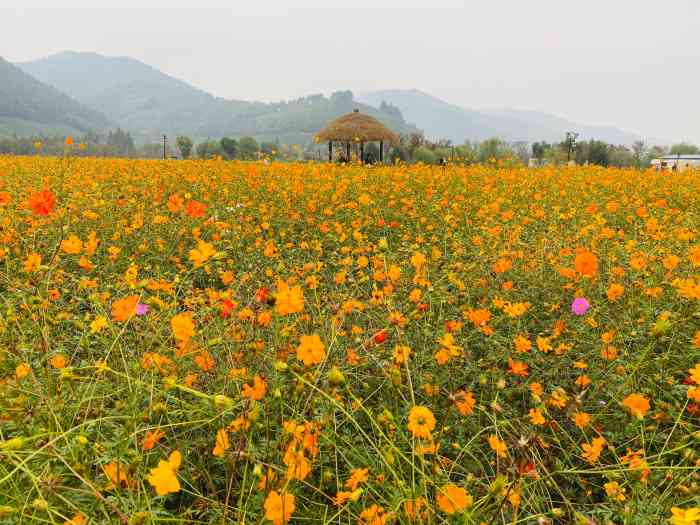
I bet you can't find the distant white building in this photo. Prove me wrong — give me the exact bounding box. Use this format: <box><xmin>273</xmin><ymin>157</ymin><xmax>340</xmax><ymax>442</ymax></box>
<box><xmin>651</xmin><ymin>154</ymin><xmax>700</xmax><ymax>172</ymax></box>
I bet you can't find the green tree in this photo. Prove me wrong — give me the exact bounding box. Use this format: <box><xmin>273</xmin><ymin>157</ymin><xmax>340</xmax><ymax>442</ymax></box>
<box><xmin>107</xmin><ymin>129</ymin><xmax>134</xmax><ymax>156</ymax></box>
<box><xmin>585</xmin><ymin>140</ymin><xmax>610</xmax><ymax>166</ymax></box>
<box><xmin>260</xmin><ymin>141</ymin><xmax>277</xmax><ymax>158</ymax></box>
<box><xmin>669</xmin><ymin>142</ymin><xmax>700</xmax><ymax>155</ymax></box>
<box><xmin>608</xmin><ymin>145</ymin><xmax>634</xmax><ymax>167</ymax></box>
<box><xmin>454</xmin><ymin>143</ymin><xmax>476</xmax><ymax>164</ymax></box>
<box><xmin>176</xmin><ymin>135</ymin><xmax>193</xmax><ymax>159</ymax></box>
<box><xmin>645</xmin><ymin>145</ymin><xmax>668</xmax><ymax>166</ymax></box>
<box><xmin>532</xmin><ymin>141</ymin><xmax>551</xmax><ymax>160</ymax></box>
<box><xmin>219</xmin><ymin>137</ymin><xmax>238</xmax><ymax>159</ymax></box>
<box><xmin>414</xmin><ymin>146</ymin><xmax>438</xmax><ymax>164</ymax></box>
<box><xmin>237</xmin><ymin>136</ymin><xmax>259</xmax><ymax>160</ymax></box>
<box><xmin>631</xmin><ymin>140</ymin><xmax>647</xmax><ymax>168</ymax></box>
<box><xmin>477</xmin><ymin>138</ymin><xmax>508</xmax><ymax>163</ymax></box>
<box><xmin>196</xmin><ymin>140</ymin><xmax>221</xmax><ymax>159</ymax></box>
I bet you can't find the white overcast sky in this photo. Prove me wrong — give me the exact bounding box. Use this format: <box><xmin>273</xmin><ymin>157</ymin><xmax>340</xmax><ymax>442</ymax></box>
<box><xmin>2</xmin><ymin>0</ymin><xmax>700</xmax><ymax>143</ymax></box>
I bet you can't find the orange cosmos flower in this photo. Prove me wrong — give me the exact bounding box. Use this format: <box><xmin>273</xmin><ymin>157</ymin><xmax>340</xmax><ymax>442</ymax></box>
<box><xmin>15</xmin><ymin>362</ymin><xmax>31</xmax><ymax>380</ymax></box>
<box><xmin>393</xmin><ymin>344</ymin><xmax>411</xmax><ymax>364</ymax></box>
<box><xmin>453</xmin><ymin>390</ymin><xmax>476</xmax><ymax>416</ymax></box>
<box><xmin>171</xmin><ymin>313</ymin><xmax>195</xmax><ymax>342</ymax></box>
<box><xmin>689</xmin><ymin>363</ymin><xmax>700</xmax><ymax>385</ymax></box>
<box><xmin>663</xmin><ymin>255</ymin><xmax>680</xmax><ymax>271</ymax></box>
<box><xmin>63</xmin><ymin>513</ymin><xmax>87</xmax><ymax>525</ymax></box>
<box><xmin>407</xmin><ymin>406</ymin><xmax>436</xmax><ymax>438</ymax></box>
<box><xmin>581</xmin><ymin>436</ymin><xmax>606</xmax><ymax>464</ymax></box>
<box><xmin>142</xmin><ymin>429</ymin><xmax>165</xmax><ymax>451</ymax></box>
<box><xmin>194</xmin><ymin>351</ymin><xmax>215</xmax><ymax>372</ymax></box>
<box><xmin>344</xmin><ymin>467</ymin><xmax>369</xmax><ymax>490</ymax></box>
<box><xmin>104</xmin><ymin>462</ymin><xmax>130</xmax><ymax>489</ymax></box>
<box><xmin>264</xmin><ymin>491</ymin><xmax>295</xmax><ymax>525</ymax></box>
<box><xmin>574</xmin><ymin>249</ymin><xmax>598</xmax><ymax>278</ymax></box>
<box><xmin>488</xmin><ymin>434</ymin><xmax>508</xmax><ymax>457</ymax></box>
<box><xmin>606</xmin><ymin>283</ymin><xmax>625</xmax><ymax>302</ymax></box>
<box><xmin>404</xmin><ymin>498</ymin><xmax>427</xmax><ymax>519</ymax></box>
<box><xmin>529</xmin><ymin>408</ymin><xmax>546</xmax><ymax>425</ymax></box>
<box><xmin>111</xmin><ymin>295</ymin><xmax>139</xmax><ymax>323</ymax></box>
<box><xmin>274</xmin><ymin>281</ymin><xmax>304</xmax><ymax>315</ymax></box>
<box><xmin>50</xmin><ymin>354</ymin><xmax>67</xmax><ymax>369</ymax></box>
<box><xmin>622</xmin><ymin>393</ymin><xmax>650</xmax><ymax>418</ymax></box>
<box><xmin>436</xmin><ymin>483</ymin><xmax>472</xmax><ymax>514</ymax></box>
<box><xmin>185</xmin><ymin>199</ymin><xmax>206</xmax><ymax>217</ymax></box>
<box><xmin>242</xmin><ymin>375</ymin><xmax>267</xmax><ymax>400</ymax></box>
<box><xmin>572</xmin><ymin>411</ymin><xmax>591</xmax><ymax>429</ymax></box>
<box><xmin>64</xmin><ymin>136</ymin><xmax>74</xmax><ymax>146</ymax></box>
<box><xmin>492</xmin><ymin>258</ymin><xmax>512</xmax><ymax>273</ymax></box>
<box><xmin>358</xmin><ymin>504</ymin><xmax>388</xmax><ymax>525</ymax></box>
<box><xmin>167</xmin><ymin>194</ymin><xmax>184</xmax><ymax>212</ymax></box>
<box><xmin>212</xmin><ymin>428</ymin><xmax>230</xmax><ymax>457</ymax></box>
<box><xmin>508</xmin><ymin>358</ymin><xmax>529</xmax><ymax>377</ymax></box>
<box><xmin>296</xmin><ymin>334</ymin><xmax>325</xmax><ymax>367</ymax></box>
<box><xmin>27</xmin><ymin>189</ymin><xmax>56</xmax><ymax>216</ymax></box>
<box><xmin>689</xmin><ymin>246</ymin><xmax>700</xmax><ymax>267</ymax></box>
<box><xmin>61</xmin><ymin>234</ymin><xmax>83</xmax><ymax>255</ymax></box>
<box><xmin>188</xmin><ymin>239</ymin><xmax>216</xmax><ymax>267</ymax></box>
<box><xmin>514</xmin><ymin>335</ymin><xmax>532</xmax><ymax>353</ymax></box>
<box><xmin>23</xmin><ymin>252</ymin><xmax>42</xmax><ymax>273</ymax></box>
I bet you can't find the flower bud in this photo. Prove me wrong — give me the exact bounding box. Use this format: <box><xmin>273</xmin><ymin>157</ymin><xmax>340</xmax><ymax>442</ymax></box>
<box><xmin>327</xmin><ymin>367</ymin><xmax>345</xmax><ymax>387</ymax></box>
<box><xmin>213</xmin><ymin>394</ymin><xmax>234</xmax><ymax>410</ymax></box>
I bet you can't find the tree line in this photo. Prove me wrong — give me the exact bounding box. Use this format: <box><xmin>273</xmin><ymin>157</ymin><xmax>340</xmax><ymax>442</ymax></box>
<box><xmin>1</xmin><ymin>128</ymin><xmax>697</xmax><ymax>168</ymax></box>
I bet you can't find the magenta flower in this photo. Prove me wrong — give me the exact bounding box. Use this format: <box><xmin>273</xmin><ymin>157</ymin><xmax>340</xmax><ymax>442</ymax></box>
<box><xmin>135</xmin><ymin>303</ymin><xmax>149</xmax><ymax>316</ymax></box>
<box><xmin>571</xmin><ymin>297</ymin><xmax>590</xmax><ymax>316</ymax></box>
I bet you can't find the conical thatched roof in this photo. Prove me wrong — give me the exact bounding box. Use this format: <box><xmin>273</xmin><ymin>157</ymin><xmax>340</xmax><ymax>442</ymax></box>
<box><xmin>315</xmin><ymin>110</ymin><xmax>400</xmax><ymax>145</ymax></box>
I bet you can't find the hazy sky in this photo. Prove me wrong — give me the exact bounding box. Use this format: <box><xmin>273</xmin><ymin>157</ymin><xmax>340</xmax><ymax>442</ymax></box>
<box><xmin>3</xmin><ymin>1</ymin><xmax>700</xmax><ymax>143</ymax></box>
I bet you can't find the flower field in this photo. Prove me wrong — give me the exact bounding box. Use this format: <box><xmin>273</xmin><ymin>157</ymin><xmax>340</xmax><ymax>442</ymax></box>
<box><xmin>1</xmin><ymin>156</ymin><xmax>700</xmax><ymax>524</ymax></box>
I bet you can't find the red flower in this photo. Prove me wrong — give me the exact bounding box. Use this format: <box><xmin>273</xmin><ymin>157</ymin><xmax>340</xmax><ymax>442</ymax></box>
<box><xmin>185</xmin><ymin>200</ymin><xmax>206</xmax><ymax>218</ymax></box>
<box><xmin>219</xmin><ymin>299</ymin><xmax>235</xmax><ymax>319</ymax></box>
<box><xmin>445</xmin><ymin>320</ymin><xmax>460</xmax><ymax>332</ymax></box>
<box><xmin>255</xmin><ymin>287</ymin><xmax>269</xmax><ymax>303</ymax></box>
<box><xmin>373</xmin><ymin>330</ymin><xmax>388</xmax><ymax>344</ymax></box>
<box><xmin>28</xmin><ymin>189</ymin><xmax>56</xmax><ymax>216</ymax></box>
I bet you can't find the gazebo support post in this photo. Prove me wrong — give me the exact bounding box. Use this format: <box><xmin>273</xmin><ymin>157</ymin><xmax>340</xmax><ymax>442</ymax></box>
<box><xmin>328</xmin><ymin>140</ymin><xmax>332</xmax><ymax>162</ymax></box>
<box><xmin>379</xmin><ymin>140</ymin><xmax>384</xmax><ymax>163</ymax></box>
<box><xmin>360</xmin><ymin>142</ymin><xmax>364</xmax><ymax>163</ymax></box>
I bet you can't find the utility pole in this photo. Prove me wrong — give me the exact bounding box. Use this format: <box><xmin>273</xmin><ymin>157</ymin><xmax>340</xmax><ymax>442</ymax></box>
<box><xmin>565</xmin><ymin>131</ymin><xmax>579</xmax><ymax>162</ymax></box>
<box><xmin>163</xmin><ymin>135</ymin><xmax>167</xmax><ymax>160</ymax></box>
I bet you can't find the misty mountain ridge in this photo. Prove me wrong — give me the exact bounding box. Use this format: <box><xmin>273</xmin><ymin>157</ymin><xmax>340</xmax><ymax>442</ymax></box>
<box><xmin>0</xmin><ymin>56</ymin><xmax>113</xmax><ymax>138</ymax></box>
<box><xmin>16</xmin><ymin>51</ymin><xmax>416</xmax><ymax>144</ymax></box>
<box><xmin>8</xmin><ymin>51</ymin><xmax>649</xmax><ymax>147</ymax></box>
<box><xmin>357</xmin><ymin>89</ymin><xmax>643</xmax><ymax>145</ymax></box>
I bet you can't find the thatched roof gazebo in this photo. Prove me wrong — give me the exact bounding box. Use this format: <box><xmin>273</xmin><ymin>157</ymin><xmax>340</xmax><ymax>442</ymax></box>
<box><xmin>315</xmin><ymin>109</ymin><xmax>400</xmax><ymax>163</ymax></box>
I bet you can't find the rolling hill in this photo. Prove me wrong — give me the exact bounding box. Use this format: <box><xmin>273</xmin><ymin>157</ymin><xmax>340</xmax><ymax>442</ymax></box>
<box><xmin>0</xmin><ymin>57</ymin><xmax>112</xmax><ymax>137</ymax></box>
<box><xmin>17</xmin><ymin>52</ymin><xmax>416</xmax><ymax>144</ymax></box>
<box><xmin>357</xmin><ymin>89</ymin><xmax>642</xmax><ymax>145</ymax></box>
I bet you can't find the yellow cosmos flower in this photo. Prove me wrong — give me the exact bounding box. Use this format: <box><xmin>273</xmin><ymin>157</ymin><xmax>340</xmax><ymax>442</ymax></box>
<box><xmin>147</xmin><ymin>450</ymin><xmax>181</xmax><ymax>496</ymax></box>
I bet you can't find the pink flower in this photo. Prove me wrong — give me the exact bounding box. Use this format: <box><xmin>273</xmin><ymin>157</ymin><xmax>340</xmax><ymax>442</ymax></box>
<box><xmin>136</xmin><ymin>303</ymin><xmax>149</xmax><ymax>316</ymax></box>
<box><xmin>571</xmin><ymin>297</ymin><xmax>590</xmax><ymax>316</ymax></box>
